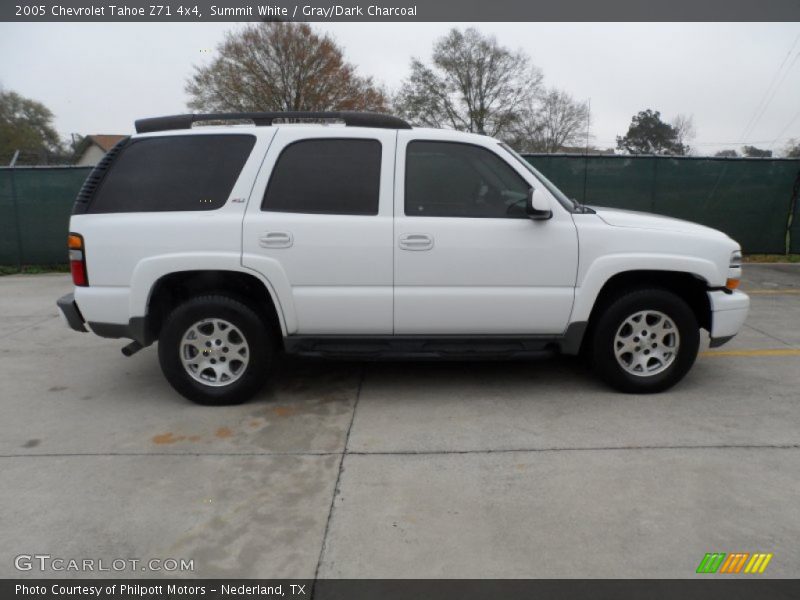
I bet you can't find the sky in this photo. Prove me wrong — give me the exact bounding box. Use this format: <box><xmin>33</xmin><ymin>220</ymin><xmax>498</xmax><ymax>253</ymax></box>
<box><xmin>1</xmin><ymin>22</ymin><xmax>799</xmax><ymax>155</ymax></box>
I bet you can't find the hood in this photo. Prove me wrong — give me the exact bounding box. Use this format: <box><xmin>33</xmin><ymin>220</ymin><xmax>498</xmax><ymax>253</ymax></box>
<box><xmin>591</xmin><ymin>206</ymin><xmax>728</xmax><ymax>239</ymax></box>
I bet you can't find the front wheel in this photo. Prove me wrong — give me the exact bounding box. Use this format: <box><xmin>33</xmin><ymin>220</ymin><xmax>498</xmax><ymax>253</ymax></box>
<box><xmin>158</xmin><ymin>295</ymin><xmax>273</xmax><ymax>405</ymax></box>
<box><xmin>590</xmin><ymin>288</ymin><xmax>699</xmax><ymax>393</ymax></box>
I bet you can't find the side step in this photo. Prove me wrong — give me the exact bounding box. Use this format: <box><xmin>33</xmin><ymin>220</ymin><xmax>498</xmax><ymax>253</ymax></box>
<box><xmin>284</xmin><ymin>335</ymin><xmax>562</xmax><ymax>360</ymax></box>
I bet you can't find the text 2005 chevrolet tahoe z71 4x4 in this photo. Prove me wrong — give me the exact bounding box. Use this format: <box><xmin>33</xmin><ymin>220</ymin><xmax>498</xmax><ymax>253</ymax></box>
<box><xmin>57</xmin><ymin>112</ymin><xmax>749</xmax><ymax>404</ymax></box>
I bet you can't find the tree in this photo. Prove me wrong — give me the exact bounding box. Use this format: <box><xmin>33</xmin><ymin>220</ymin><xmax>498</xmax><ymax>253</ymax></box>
<box><xmin>505</xmin><ymin>89</ymin><xmax>590</xmax><ymax>153</ymax></box>
<box><xmin>742</xmin><ymin>145</ymin><xmax>772</xmax><ymax>158</ymax></box>
<box><xmin>616</xmin><ymin>109</ymin><xmax>687</xmax><ymax>155</ymax></box>
<box><xmin>782</xmin><ymin>139</ymin><xmax>800</xmax><ymax>158</ymax></box>
<box><xmin>671</xmin><ymin>114</ymin><xmax>696</xmax><ymax>154</ymax></box>
<box><xmin>714</xmin><ymin>149</ymin><xmax>739</xmax><ymax>158</ymax></box>
<box><xmin>395</xmin><ymin>28</ymin><xmax>543</xmax><ymax>137</ymax></box>
<box><xmin>0</xmin><ymin>88</ymin><xmax>64</xmax><ymax>164</ymax></box>
<box><xmin>186</xmin><ymin>23</ymin><xmax>388</xmax><ymax>113</ymax></box>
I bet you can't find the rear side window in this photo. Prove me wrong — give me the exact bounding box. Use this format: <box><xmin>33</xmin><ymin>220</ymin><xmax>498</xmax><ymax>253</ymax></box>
<box><xmin>262</xmin><ymin>139</ymin><xmax>381</xmax><ymax>215</ymax></box>
<box><xmin>88</xmin><ymin>135</ymin><xmax>256</xmax><ymax>213</ymax></box>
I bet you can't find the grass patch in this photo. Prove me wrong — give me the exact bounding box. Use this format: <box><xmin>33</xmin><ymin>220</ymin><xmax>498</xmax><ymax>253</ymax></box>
<box><xmin>745</xmin><ymin>254</ymin><xmax>800</xmax><ymax>263</ymax></box>
<box><xmin>0</xmin><ymin>264</ymin><xmax>71</xmax><ymax>276</ymax></box>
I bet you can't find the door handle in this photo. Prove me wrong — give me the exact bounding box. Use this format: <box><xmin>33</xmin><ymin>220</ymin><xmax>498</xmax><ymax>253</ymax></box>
<box><xmin>399</xmin><ymin>233</ymin><xmax>434</xmax><ymax>251</ymax></box>
<box><xmin>259</xmin><ymin>231</ymin><xmax>293</xmax><ymax>249</ymax></box>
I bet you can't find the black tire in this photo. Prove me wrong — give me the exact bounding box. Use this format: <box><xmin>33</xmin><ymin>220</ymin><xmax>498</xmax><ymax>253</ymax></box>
<box><xmin>157</xmin><ymin>295</ymin><xmax>273</xmax><ymax>405</ymax></box>
<box><xmin>590</xmin><ymin>288</ymin><xmax>699</xmax><ymax>394</ymax></box>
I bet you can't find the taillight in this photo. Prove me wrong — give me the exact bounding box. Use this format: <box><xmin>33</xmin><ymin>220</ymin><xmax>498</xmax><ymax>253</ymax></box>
<box><xmin>68</xmin><ymin>233</ymin><xmax>88</xmax><ymax>286</ymax></box>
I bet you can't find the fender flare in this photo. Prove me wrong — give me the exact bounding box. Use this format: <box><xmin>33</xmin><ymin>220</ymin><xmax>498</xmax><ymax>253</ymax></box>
<box><xmin>129</xmin><ymin>253</ymin><xmax>296</xmax><ymax>336</ymax></box>
<box><xmin>570</xmin><ymin>254</ymin><xmax>718</xmax><ymax>324</ymax></box>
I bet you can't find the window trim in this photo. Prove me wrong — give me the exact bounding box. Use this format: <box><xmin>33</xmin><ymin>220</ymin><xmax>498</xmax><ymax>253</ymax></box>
<box><xmin>261</xmin><ymin>137</ymin><xmax>383</xmax><ymax>216</ymax></box>
<box><xmin>403</xmin><ymin>139</ymin><xmax>533</xmax><ymax>219</ymax></box>
<box><xmin>498</xmin><ymin>143</ymin><xmax>577</xmax><ymax>212</ymax></box>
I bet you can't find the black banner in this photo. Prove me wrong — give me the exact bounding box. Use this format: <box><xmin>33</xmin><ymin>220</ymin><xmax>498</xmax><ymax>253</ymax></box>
<box><xmin>3</xmin><ymin>0</ymin><xmax>800</xmax><ymax>22</ymax></box>
<box><xmin>5</xmin><ymin>580</ymin><xmax>800</xmax><ymax>600</ymax></box>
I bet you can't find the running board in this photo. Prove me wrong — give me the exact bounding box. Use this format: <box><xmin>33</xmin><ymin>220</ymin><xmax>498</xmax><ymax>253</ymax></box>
<box><xmin>284</xmin><ymin>335</ymin><xmax>563</xmax><ymax>360</ymax></box>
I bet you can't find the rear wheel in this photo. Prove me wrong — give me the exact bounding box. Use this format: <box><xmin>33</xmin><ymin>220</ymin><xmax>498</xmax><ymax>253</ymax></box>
<box><xmin>590</xmin><ymin>288</ymin><xmax>699</xmax><ymax>393</ymax></box>
<box><xmin>158</xmin><ymin>295</ymin><xmax>273</xmax><ymax>405</ymax></box>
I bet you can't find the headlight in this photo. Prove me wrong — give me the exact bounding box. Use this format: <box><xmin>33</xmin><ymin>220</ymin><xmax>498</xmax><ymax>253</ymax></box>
<box><xmin>726</xmin><ymin>250</ymin><xmax>743</xmax><ymax>290</ymax></box>
<box><xmin>730</xmin><ymin>250</ymin><xmax>742</xmax><ymax>269</ymax></box>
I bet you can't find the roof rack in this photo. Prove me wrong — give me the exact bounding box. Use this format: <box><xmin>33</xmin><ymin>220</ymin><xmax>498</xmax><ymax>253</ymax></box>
<box><xmin>134</xmin><ymin>111</ymin><xmax>412</xmax><ymax>134</ymax></box>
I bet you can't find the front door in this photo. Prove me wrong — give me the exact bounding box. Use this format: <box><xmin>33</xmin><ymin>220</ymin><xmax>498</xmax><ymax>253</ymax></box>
<box><xmin>393</xmin><ymin>133</ymin><xmax>579</xmax><ymax>335</ymax></box>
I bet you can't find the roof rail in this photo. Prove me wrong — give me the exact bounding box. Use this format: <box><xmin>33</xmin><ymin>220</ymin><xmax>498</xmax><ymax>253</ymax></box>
<box><xmin>134</xmin><ymin>111</ymin><xmax>412</xmax><ymax>134</ymax></box>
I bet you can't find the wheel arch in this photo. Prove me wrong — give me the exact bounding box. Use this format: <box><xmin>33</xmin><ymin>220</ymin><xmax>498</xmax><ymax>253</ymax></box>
<box><xmin>142</xmin><ymin>269</ymin><xmax>287</xmax><ymax>344</ymax></box>
<box><xmin>569</xmin><ymin>269</ymin><xmax>712</xmax><ymax>356</ymax></box>
<box><xmin>588</xmin><ymin>270</ymin><xmax>711</xmax><ymax>329</ymax></box>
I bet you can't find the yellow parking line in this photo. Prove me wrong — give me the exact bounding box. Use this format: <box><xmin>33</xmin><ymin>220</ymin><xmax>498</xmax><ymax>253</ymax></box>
<box><xmin>745</xmin><ymin>289</ymin><xmax>800</xmax><ymax>295</ymax></box>
<box><xmin>701</xmin><ymin>348</ymin><xmax>800</xmax><ymax>357</ymax></box>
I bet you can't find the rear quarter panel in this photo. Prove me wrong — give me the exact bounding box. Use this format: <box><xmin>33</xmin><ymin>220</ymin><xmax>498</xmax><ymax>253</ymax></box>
<box><xmin>70</xmin><ymin>129</ymin><xmax>279</xmax><ymax>327</ymax></box>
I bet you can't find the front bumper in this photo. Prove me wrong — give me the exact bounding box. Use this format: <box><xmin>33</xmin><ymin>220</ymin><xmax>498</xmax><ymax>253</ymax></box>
<box><xmin>57</xmin><ymin>293</ymin><xmax>87</xmax><ymax>333</ymax></box>
<box><xmin>707</xmin><ymin>289</ymin><xmax>750</xmax><ymax>348</ymax></box>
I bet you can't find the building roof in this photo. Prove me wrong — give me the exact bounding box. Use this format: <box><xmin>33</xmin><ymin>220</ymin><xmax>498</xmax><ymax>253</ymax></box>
<box><xmin>84</xmin><ymin>135</ymin><xmax>127</xmax><ymax>152</ymax></box>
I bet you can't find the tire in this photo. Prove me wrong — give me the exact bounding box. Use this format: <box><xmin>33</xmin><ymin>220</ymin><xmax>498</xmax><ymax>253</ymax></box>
<box><xmin>157</xmin><ymin>295</ymin><xmax>273</xmax><ymax>405</ymax></box>
<box><xmin>590</xmin><ymin>288</ymin><xmax>699</xmax><ymax>394</ymax></box>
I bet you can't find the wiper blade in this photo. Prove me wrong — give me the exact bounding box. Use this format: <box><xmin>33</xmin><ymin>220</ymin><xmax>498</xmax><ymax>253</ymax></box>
<box><xmin>571</xmin><ymin>199</ymin><xmax>595</xmax><ymax>214</ymax></box>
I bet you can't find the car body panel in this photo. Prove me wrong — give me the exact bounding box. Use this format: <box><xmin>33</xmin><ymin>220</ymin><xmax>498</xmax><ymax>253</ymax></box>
<box><xmin>61</xmin><ymin>123</ymin><xmax>749</xmax><ymax>354</ymax></box>
<box><xmin>241</xmin><ymin>126</ymin><xmax>397</xmax><ymax>335</ymax></box>
<box><xmin>392</xmin><ymin>129</ymin><xmax>579</xmax><ymax>335</ymax></box>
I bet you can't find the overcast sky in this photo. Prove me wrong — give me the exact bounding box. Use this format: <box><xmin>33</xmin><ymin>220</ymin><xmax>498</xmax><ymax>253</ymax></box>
<box><xmin>1</xmin><ymin>22</ymin><xmax>799</xmax><ymax>154</ymax></box>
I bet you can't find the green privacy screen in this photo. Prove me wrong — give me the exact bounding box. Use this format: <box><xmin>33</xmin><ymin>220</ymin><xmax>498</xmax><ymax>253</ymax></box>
<box><xmin>1</xmin><ymin>157</ymin><xmax>799</xmax><ymax>266</ymax></box>
<box><xmin>0</xmin><ymin>167</ymin><xmax>92</xmax><ymax>266</ymax></box>
<box><xmin>525</xmin><ymin>155</ymin><xmax>800</xmax><ymax>254</ymax></box>
<box><xmin>789</xmin><ymin>174</ymin><xmax>800</xmax><ymax>254</ymax></box>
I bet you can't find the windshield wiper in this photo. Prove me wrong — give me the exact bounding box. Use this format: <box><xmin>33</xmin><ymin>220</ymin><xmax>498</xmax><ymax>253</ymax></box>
<box><xmin>571</xmin><ymin>199</ymin><xmax>595</xmax><ymax>214</ymax></box>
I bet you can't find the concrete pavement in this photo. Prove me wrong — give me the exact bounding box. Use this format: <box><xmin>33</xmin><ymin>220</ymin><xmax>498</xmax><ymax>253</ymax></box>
<box><xmin>1</xmin><ymin>265</ymin><xmax>798</xmax><ymax>578</ymax></box>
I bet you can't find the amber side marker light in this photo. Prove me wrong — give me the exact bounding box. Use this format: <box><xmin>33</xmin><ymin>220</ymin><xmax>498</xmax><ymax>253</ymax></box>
<box><xmin>726</xmin><ymin>278</ymin><xmax>741</xmax><ymax>290</ymax></box>
<box><xmin>68</xmin><ymin>233</ymin><xmax>88</xmax><ymax>286</ymax></box>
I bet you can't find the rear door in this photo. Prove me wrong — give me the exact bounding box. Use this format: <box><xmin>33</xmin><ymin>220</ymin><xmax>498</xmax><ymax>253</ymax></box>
<box><xmin>242</xmin><ymin>127</ymin><xmax>396</xmax><ymax>334</ymax></box>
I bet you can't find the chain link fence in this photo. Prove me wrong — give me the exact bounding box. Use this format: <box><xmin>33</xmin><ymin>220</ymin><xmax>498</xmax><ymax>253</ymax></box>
<box><xmin>0</xmin><ymin>166</ymin><xmax>92</xmax><ymax>267</ymax></box>
<box><xmin>524</xmin><ymin>154</ymin><xmax>800</xmax><ymax>254</ymax></box>
<box><xmin>1</xmin><ymin>155</ymin><xmax>799</xmax><ymax>267</ymax></box>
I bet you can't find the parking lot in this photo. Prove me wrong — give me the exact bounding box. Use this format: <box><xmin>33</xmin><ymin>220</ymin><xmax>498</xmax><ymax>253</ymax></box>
<box><xmin>1</xmin><ymin>264</ymin><xmax>799</xmax><ymax>579</ymax></box>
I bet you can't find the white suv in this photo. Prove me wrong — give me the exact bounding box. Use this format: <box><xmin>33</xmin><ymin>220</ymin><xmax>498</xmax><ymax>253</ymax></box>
<box><xmin>57</xmin><ymin>112</ymin><xmax>749</xmax><ymax>404</ymax></box>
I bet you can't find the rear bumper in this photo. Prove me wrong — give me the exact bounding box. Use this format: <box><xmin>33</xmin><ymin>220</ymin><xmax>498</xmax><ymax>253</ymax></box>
<box><xmin>57</xmin><ymin>292</ymin><xmax>152</xmax><ymax>345</ymax></box>
<box><xmin>707</xmin><ymin>289</ymin><xmax>750</xmax><ymax>347</ymax></box>
<box><xmin>57</xmin><ymin>293</ymin><xmax>87</xmax><ymax>333</ymax></box>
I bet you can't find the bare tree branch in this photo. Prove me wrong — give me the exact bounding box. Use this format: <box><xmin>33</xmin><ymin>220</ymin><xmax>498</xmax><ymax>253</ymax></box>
<box><xmin>505</xmin><ymin>89</ymin><xmax>591</xmax><ymax>153</ymax></box>
<box><xmin>394</xmin><ymin>28</ymin><xmax>543</xmax><ymax>137</ymax></box>
<box><xmin>185</xmin><ymin>23</ymin><xmax>388</xmax><ymax>114</ymax></box>
<box><xmin>671</xmin><ymin>114</ymin><xmax>696</xmax><ymax>154</ymax></box>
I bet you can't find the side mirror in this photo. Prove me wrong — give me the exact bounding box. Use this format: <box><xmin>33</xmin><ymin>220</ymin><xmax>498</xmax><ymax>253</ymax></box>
<box><xmin>526</xmin><ymin>188</ymin><xmax>552</xmax><ymax>220</ymax></box>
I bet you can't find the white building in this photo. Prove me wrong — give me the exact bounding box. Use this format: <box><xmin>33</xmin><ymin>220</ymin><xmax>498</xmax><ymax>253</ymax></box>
<box><xmin>75</xmin><ymin>135</ymin><xmax>127</xmax><ymax>166</ymax></box>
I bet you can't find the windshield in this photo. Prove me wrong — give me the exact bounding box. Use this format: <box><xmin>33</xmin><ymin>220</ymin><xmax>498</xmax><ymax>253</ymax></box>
<box><xmin>498</xmin><ymin>143</ymin><xmax>577</xmax><ymax>211</ymax></box>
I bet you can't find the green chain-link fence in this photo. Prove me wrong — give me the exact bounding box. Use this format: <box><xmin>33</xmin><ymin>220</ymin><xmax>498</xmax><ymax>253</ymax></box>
<box><xmin>1</xmin><ymin>156</ymin><xmax>799</xmax><ymax>267</ymax></box>
<box><xmin>0</xmin><ymin>167</ymin><xmax>92</xmax><ymax>267</ymax></box>
<box><xmin>524</xmin><ymin>154</ymin><xmax>800</xmax><ymax>254</ymax></box>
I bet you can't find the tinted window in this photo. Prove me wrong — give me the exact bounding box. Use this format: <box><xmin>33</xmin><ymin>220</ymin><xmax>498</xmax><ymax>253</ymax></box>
<box><xmin>262</xmin><ymin>139</ymin><xmax>381</xmax><ymax>215</ymax></box>
<box><xmin>405</xmin><ymin>141</ymin><xmax>530</xmax><ymax>218</ymax></box>
<box><xmin>89</xmin><ymin>135</ymin><xmax>255</xmax><ymax>213</ymax></box>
